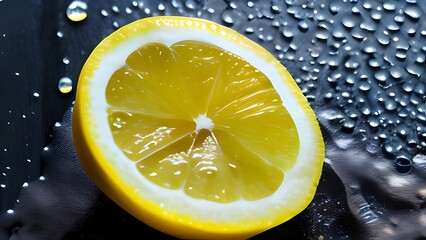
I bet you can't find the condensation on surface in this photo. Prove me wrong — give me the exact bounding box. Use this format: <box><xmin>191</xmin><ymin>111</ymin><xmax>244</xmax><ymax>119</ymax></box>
<box><xmin>59</xmin><ymin>0</ymin><xmax>426</xmax><ymax>173</ymax></box>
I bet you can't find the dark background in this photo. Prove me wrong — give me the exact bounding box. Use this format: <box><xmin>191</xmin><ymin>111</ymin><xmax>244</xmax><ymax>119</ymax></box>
<box><xmin>0</xmin><ymin>0</ymin><xmax>426</xmax><ymax>239</ymax></box>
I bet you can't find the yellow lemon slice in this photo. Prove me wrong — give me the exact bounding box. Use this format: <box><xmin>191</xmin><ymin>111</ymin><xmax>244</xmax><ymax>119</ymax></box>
<box><xmin>72</xmin><ymin>16</ymin><xmax>324</xmax><ymax>239</ymax></box>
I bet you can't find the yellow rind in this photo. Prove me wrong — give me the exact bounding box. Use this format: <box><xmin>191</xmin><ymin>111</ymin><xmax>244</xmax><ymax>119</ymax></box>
<box><xmin>72</xmin><ymin>16</ymin><xmax>324</xmax><ymax>239</ymax></box>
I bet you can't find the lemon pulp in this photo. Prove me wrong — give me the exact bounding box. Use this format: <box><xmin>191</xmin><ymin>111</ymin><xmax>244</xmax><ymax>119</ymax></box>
<box><xmin>106</xmin><ymin>40</ymin><xmax>299</xmax><ymax>203</ymax></box>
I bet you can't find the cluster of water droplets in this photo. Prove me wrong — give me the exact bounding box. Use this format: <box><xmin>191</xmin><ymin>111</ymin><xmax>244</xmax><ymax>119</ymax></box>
<box><xmin>62</xmin><ymin>0</ymin><xmax>426</xmax><ymax>174</ymax></box>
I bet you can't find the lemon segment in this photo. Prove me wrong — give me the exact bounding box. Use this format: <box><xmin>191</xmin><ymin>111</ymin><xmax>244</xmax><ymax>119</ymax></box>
<box><xmin>73</xmin><ymin>16</ymin><xmax>325</xmax><ymax>239</ymax></box>
<box><xmin>106</xmin><ymin>40</ymin><xmax>298</xmax><ymax>203</ymax></box>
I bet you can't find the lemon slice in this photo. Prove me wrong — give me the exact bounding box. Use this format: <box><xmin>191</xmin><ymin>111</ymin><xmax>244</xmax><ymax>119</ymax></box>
<box><xmin>72</xmin><ymin>16</ymin><xmax>324</xmax><ymax>239</ymax></box>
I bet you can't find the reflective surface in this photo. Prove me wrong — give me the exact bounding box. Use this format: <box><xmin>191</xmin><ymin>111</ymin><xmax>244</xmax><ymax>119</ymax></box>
<box><xmin>0</xmin><ymin>0</ymin><xmax>426</xmax><ymax>239</ymax></box>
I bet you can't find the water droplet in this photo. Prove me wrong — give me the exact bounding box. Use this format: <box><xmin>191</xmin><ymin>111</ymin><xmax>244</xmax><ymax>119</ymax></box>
<box><xmin>62</xmin><ymin>57</ymin><xmax>70</xmax><ymax>64</ymax></box>
<box><xmin>368</xmin><ymin>116</ymin><xmax>380</xmax><ymax>127</ymax></box>
<box><xmin>383</xmin><ymin>1</ymin><xmax>396</xmax><ymax>11</ymax></box>
<box><xmin>113</xmin><ymin>21</ymin><xmax>120</xmax><ymax>29</ymax></box>
<box><xmin>58</xmin><ymin>77</ymin><xmax>73</xmax><ymax>93</ymax></box>
<box><xmin>394</xmin><ymin>15</ymin><xmax>405</xmax><ymax>23</ymax></box>
<box><xmin>111</xmin><ymin>5</ymin><xmax>119</xmax><ymax>13</ymax></box>
<box><xmin>342</xmin><ymin>15</ymin><xmax>359</xmax><ymax>28</ymax></box>
<box><xmin>271</xmin><ymin>4</ymin><xmax>282</xmax><ymax>13</ymax></box>
<box><xmin>185</xmin><ymin>0</ymin><xmax>197</xmax><ymax>10</ymax></box>
<box><xmin>394</xmin><ymin>155</ymin><xmax>412</xmax><ymax>174</ymax></box>
<box><xmin>33</xmin><ymin>92</ymin><xmax>40</xmax><ymax>98</ymax></box>
<box><xmin>345</xmin><ymin>56</ymin><xmax>360</xmax><ymax>69</ymax></box>
<box><xmin>158</xmin><ymin>3</ymin><xmax>165</xmax><ymax>11</ymax></box>
<box><xmin>56</xmin><ymin>31</ymin><xmax>64</xmax><ymax>38</ymax></box>
<box><xmin>100</xmin><ymin>9</ymin><xmax>108</xmax><ymax>17</ymax></box>
<box><xmin>359</xmin><ymin>81</ymin><xmax>371</xmax><ymax>91</ymax></box>
<box><xmin>221</xmin><ymin>10</ymin><xmax>234</xmax><ymax>24</ymax></box>
<box><xmin>383</xmin><ymin>138</ymin><xmax>404</xmax><ymax>154</ymax></box>
<box><xmin>404</xmin><ymin>5</ymin><xmax>421</xmax><ymax>19</ymax></box>
<box><xmin>414</xmin><ymin>82</ymin><xmax>425</xmax><ymax>95</ymax></box>
<box><xmin>406</xmin><ymin>63</ymin><xmax>423</xmax><ymax>77</ymax></box>
<box><xmin>298</xmin><ymin>20</ymin><xmax>309</xmax><ymax>32</ymax></box>
<box><xmin>390</xmin><ymin>66</ymin><xmax>404</xmax><ymax>79</ymax></box>
<box><xmin>395</xmin><ymin>48</ymin><xmax>407</xmax><ymax>59</ymax></box>
<box><xmin>315</xmin><ymin>29</ymin><xmax>329</xmax><ymax>40</ymax></box>
<box><xmin>66</xmin><ymin>0</ymin><xmax>88</xmax><ymax>22</ymax></box>
<box><xmin>376</xmin><ymin>32</ymin><xmax>390</xmax><ymax>45</ymax></box>
<box><xmin>386</xmin><ymin>20</ymin><xmax>400</xmax><ymax>31</ymax></box>
<box><xmin>342</xmin><ymin>118</ymin><xmax>356</xmax><ymax>132</ymax></box>
<box><xmin>374</xmin><ymin>70</ymin><xmax>388</xmax><ymax>82</ymax></box>
<box><xmin>384</xmin><ymin>99</ymin><xmax>397</xmax><ymax>111</ymax></box>
<box><xmin>370</xmin><ymin>10</ymin><xmax>382</xmax><ymax>20</ymax></box>
<box><xmin>415</xmin><ymin>52</ymin><xmax>425</xmax><ymax>63</ymax></box>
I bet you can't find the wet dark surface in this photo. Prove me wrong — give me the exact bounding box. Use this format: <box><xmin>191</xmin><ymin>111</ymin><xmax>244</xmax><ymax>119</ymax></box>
<box><xmin>0</xmin><ymin>0</ymin><xmax>426</xmax><ymax>239</ymax></box>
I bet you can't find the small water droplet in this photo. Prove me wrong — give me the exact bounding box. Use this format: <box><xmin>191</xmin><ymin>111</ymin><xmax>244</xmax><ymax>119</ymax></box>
<box><xmin>342</xmin><ymin>15</ymin><xmax>358</xmax><ymax>28</ymax></box>
<box><xmin>374</xmin><ymin>70</ymin><xmax>388</xmax><ymax>82</ymax></box>
<box><xmin>56</xmin><ymin>31</ymin><xmax>64</xmax><ymax>38</ymax></box>
<box><xmin>414</xmin><ymin>82</ymin><xmax>425</xmax><ymax>95</ymax></box>
<box><xmin>62</xmin><ymin>57</ymin><xmax>70</xmax><ymax>65</ymax></box>
<box><xmin>342</xmin><ymin>118</ymin><xmax>356</xmax><ymax>132</ymax></box>
<box><xmin>390</xmin><ymin>66</ymin><xmax>404</xmax><ymax>79</ymax></box>
<box><xmin>33</xmin><ymin>92</ymin><xmax>40</xmax><ymax>98</ymax></box>
<box><xmin>271</xmin><ymin>4</ymin><xmax>282</xmax><ymax>13</ymax></box>
<box><xmin>359</xmin><ymin>81</ymin><xmax>371</xmax><ymax>91</ymax></box>
<box><xmin>66</xmin><ymin>0</ymin><xmax>88</xmax><ymax>22</ymax></box>
<box><xmin>58</xmin><ymin>77</ymin><xmax>73</xmax><ymax>93</ymax></box>
<box><xmin>158</xmin><ymin>3</ymin><xmax>165</xmax><ymax>11</ymax></box>
<box><xmin>384</xmin><ymin>99</ymin><xmax>397</xmax><ymax>111</ymax></box>
<box><xmin>394</xmin><ymin>15</ymin><xmax>405</xmax><ymax>23</ymax></box>
<box><xmin>185</xmin><ymin>0</ymin><xmax>197</xmax><ymax>10</ymax></box>
<box><xmin>298</xmin><ymin>20</ymin><xmax>309</xmax><ymax>32</ymax></box>
<box><xmin>111</xmin><ymin>5</ymin><xmax>119</xmax><ymax>13</ymax></box>
<box><xmin>100</xmin><ymin>9</ymin><xmax>108</xmax><ymax>17</ymax></box>
<box><xmin>370</xmin><ymin>10</ymin><xmax>382</xmax><ymax>20</ymax></box>
<box><xmin>113</xmin><ymin>21</ymin><xmax>120</xmax><ymax>29</ymax></box>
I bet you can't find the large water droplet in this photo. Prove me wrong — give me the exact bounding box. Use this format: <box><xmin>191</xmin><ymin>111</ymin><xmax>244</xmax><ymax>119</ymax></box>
<box><xmin>66</xmin><ymin>1</ymin><xmax>88</xmax><ymax>22</ymax></box>
<box><xmin>58</xmin><ymin>77</ymin><xmax>73</xmax><ymax>93</ymax></box>
<box><xmin>394</xmin><ymin>155</ymin><xmax>412</xmax><ymax>174</ymax></box>
<box><xmin>404</xmin><ymin>5</ymin><xmax>421</xmax><ymax>19</ymax></box>
<box><xmin>383</xmin><ymin>1</ymin><xmax>396</xmax><ymax>11</ymax></box>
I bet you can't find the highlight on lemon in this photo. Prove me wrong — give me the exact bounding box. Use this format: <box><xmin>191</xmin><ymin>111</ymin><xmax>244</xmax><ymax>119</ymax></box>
<box><xmin>72</xmin><ymin>16</ymin><xmax>324</xmax><ymax>239</ymax></box>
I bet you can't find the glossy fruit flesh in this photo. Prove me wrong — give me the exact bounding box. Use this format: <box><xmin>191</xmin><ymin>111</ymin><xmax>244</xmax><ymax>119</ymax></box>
<box><xmin>106</xmin><ymin>40</ymin><xmax>299</xmax><ymax>203</ymax></box>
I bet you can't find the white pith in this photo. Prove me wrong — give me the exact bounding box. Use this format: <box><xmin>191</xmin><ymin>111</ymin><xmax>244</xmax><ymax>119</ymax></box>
<box><xmin>85</xmin><ymin>20</ymin><xmax>321</xmax><ymax>224</ymax></box>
